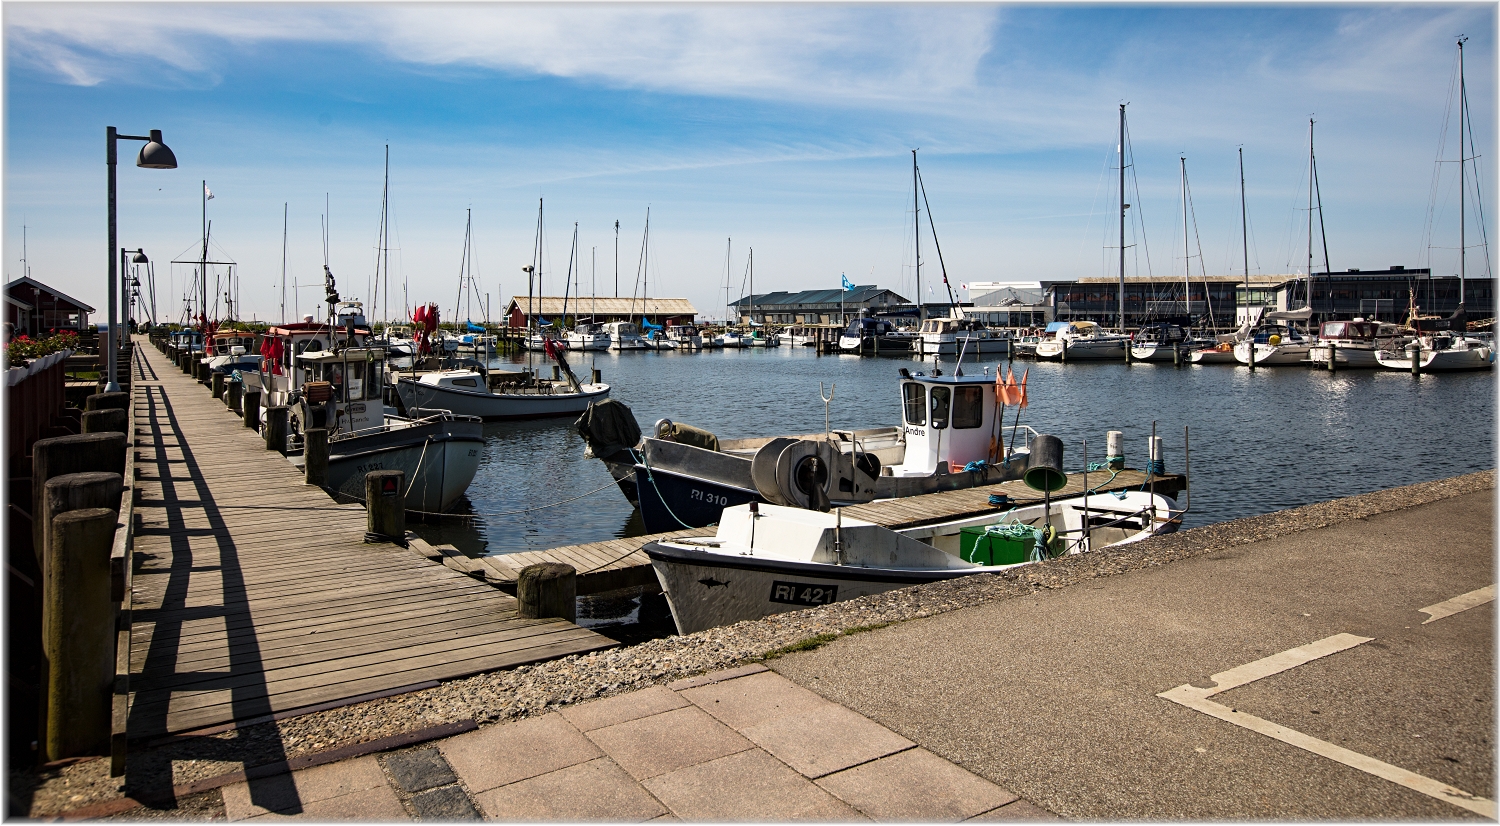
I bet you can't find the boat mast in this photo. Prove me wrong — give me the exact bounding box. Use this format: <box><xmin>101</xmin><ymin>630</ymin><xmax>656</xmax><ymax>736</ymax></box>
<box><xmin>1306</xmin><ymin>118</ymin><xmax>1314</xmax><ymax>312</ymax></box>
<box><xmin>749</xmin><ymin>247</ymin><xmax>754</xmax><ymax>326</ymax></box>
<box><xmin>1181</xmin><ymin>156</ymin><xmax>1190</xmax><ymax>325</ymax></box>
<box><xmin>280</xmin><ymin>203</ymin><xmax>287</xmax><ymax>324</ymax></box>
<box><xmin>382</xmin><ymin>145</ymin><xmax>390</xmax><ymax>332</ymax></box>
<box><xmin>724</xmin><ymin>238</ymin><xmax>732</xmax><ymax>325</ymax></box>
<box><xmin>1240</xmin><ymin>148</ymin><xmax>1249</xmax><ymax>325</ymax></box>
<box><xmin>614</xmin><ymin>219</ymin><xmax>619</xmax><ymax>298</ymax></box>
<box><xmin>200</xmin><ymin>179</ymin><xmax>209</xmax><ymax>331</ymax></box>
<box><xmin>1459</xmin><ymin>35</ymin><xmax>1468</xmax><ymax>304</ymax></box>
<box><xmin>1119</xmin><ymin>104</ymin><xmax>1127</xmax><ymax>333</ymax></box>
<box><xmin>912</xmin><ymin>149</ymin><xmax>921</xmax><ymax>320</ymax></box>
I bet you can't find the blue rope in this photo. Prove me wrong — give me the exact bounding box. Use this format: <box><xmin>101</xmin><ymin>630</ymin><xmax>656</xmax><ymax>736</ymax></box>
<box><xmin>1146</xmin><ymin>459</ymin><xmax>1165</xmax><ymax>475</ymax></box>
<box><xmin>964</xmin><ymin>460</ymin><xmax>989</xmax><ymax>473</ymax></box>
<box><xmin>1084</xmin><ymin>461</ymin><xmax>1127</xmax><ymax>499</ymax></box>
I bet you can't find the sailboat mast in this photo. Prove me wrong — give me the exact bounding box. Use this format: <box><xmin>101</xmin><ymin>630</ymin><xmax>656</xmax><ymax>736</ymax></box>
<box><xmin>382</xmin><ymin>144</ymin><xmax>390</xmax><ymax>331</ymax></box>
<box><xmin>1239</xmin><ymin>148</ymin><xmax>1249</xmax><ymax>323</ymax></box>
<box><xmin>1307</xmin><ymin>118</ymin><xmax>1315</xmax><ymax>313</ymax></box>
<box><xmin>1119</xmin><ymin>104</ymin><xmax>1127</xmax><ymax>333</ymax></box>
<box><xmin>280</xmin><ymin>203</ymin><xmax>287</xmax><ymax>324</ymax></box>
<box><xmin>1181</xmin><ymin>156</ymin><xmax>1190</xmax><ymax>324</ymax></box>
<box><xmin>201</xmin><ymin>179</ymin><xmax>209</xmax><ymax>330</ymax></box>
<box><xmin>724</xmin><ymin>238</ymin><xmax>732</xmax><ymax>324</ymax></box>
<box><xmin>912</xmin><ymin>149</ymin><xmax>921</xmax><ymax>319</ymax></box>
<box><xmin>614</xmin><ymin>220</ymin><xmax>620</xmax><ymax>298</ymax></box>
<box><xmin>1459</xmin><ymin>35</ymin><xmax>1468</xmax><ymax>303</ymax></box>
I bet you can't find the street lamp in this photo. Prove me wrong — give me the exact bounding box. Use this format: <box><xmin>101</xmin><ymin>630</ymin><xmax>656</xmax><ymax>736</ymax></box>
<box><xmin>106</xmin><ymin>128</ymin><xmax>176</xmax><ymax>392</ymax></box>
<box><xmin>121</xmin><ymin>248</ymin><xmax>147</xmax><ymax>330</ymax></box>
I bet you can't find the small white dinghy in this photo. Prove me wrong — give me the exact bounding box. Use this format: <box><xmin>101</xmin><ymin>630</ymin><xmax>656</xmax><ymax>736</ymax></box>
<box><xmin>645</xmin><ymin>490</ymin><xmax>1177</xmax><ymax>635</ymax></box>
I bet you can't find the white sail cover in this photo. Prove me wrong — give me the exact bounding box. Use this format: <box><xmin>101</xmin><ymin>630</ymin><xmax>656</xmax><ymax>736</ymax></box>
<box><xmin>1266</xmin><ymin>306</ymin><xmax>1314</xmax><ymax>322</ymax></box>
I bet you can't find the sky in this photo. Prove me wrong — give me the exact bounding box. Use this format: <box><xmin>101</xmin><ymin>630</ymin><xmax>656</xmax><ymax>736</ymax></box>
<box><xmin>4</xmin><ymin>2</ymin><xmax>1496</xmax><ymax>325</ymax></box>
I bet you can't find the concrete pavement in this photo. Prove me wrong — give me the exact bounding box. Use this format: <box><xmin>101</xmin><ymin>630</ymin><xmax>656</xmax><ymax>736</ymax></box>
<box><xmin>772</xmin><ymin>489</ymin><xmax>1496</xmax><ymax>819</ymax></box>
<box><xmin>217</xmin><ymin>664</ymin><xmax>1054</xmax><ymax>821</ymax></box>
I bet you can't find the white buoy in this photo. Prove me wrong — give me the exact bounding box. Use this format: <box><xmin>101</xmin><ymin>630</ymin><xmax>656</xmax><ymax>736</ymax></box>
<box><xmin>1107</xmin><ymin>430</ymin><xmax>1124</xmax><ymax>469</ymax></box>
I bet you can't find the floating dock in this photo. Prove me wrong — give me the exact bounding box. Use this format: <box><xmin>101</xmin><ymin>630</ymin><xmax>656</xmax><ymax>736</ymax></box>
<box><xmin>481</xmin><ymin>468</ymin><xmax>1187</xmax><ymax>595</ymax></box>
<box><xmin>126</xmin><ymin>342</ymin><xmax>615</xmax><ymax>738</ymax></box>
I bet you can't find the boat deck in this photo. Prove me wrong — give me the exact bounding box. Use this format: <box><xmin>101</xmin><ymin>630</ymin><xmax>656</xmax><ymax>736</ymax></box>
<box><xmin>126</xmin><ymin>339</ymin><xmax>615</xmax><ymax>738</ymax></box>
<box><xmin>482</xmin><ymin>468</ymin><xmax>1186</xmax><ymax>594</ymax></box>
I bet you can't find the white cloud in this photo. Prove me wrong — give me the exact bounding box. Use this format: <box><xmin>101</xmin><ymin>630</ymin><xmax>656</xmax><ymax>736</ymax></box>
<box><xmin>5</xmin><ymin>3</ymin><xmax>1000</xmax><ymax>104</ymax></box>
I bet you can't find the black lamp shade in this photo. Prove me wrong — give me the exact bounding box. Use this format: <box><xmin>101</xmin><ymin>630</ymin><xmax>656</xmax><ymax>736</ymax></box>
<box><xmin>131</xmin><ymin>249</ymin><xmax>149</xmax><ymax>263</ymax></box>
<box><xmin>136</xmin><ymin>130</ymin><xmax>177</xmax><ymax>169</ymax></box>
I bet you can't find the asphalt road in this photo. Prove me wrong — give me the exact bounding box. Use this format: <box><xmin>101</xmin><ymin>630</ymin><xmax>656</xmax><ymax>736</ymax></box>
<box><xmin>772</xmin><ymin>490</ymin><xmax>1496</xmax><ymax>819</ymax></box>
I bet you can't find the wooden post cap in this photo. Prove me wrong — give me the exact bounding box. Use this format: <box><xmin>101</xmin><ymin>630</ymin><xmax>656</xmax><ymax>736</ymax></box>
<box><xmin>517</xmin><ymin>563</ymin><xmax>577</xmax><ymax>622</ymax></box>
<box><xmin>84</xmin><ymin>392</ymin><xmax>129</xmax><ymax>412</ymax></box>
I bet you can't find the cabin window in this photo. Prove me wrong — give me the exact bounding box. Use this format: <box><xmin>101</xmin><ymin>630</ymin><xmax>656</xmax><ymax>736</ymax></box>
<box><xmin>930</xmin><ymin>386</ymin><xmax>951</xmax><ymax>429</ymax></box>
<box><xmin>952</xmin><ymin>386</ymin><xmax>983</xmax><ymax>429</ymax></box>
<box><xmin>902</xmin><ymin>383</ymin><xmax>926</xmax><ymax>426</ymax></box>
<box><xmin>452</xmin><ymin>377</ymin><xmax>478</xmax><ymax>387</ymax></box>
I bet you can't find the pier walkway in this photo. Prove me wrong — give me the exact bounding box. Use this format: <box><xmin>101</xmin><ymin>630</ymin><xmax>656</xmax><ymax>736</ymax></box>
<box><xmin>126</xmin><ymin>339</ymin><xmax>613</xmax><ymax>739</ymax></box>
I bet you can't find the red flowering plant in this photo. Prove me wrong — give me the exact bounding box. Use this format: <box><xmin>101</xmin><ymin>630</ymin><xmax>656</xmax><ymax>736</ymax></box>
<box><xmin>5</xmin><ymin>329</ymin><xmax>80</xmax><ymax>367</ymax></box>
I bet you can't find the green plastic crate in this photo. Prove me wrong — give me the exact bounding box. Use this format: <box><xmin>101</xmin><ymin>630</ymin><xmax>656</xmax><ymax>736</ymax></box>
<box><xmin>959</xmin><ymin>526</ymin><xmax>1036</xmax><ymax>566</ymax></box>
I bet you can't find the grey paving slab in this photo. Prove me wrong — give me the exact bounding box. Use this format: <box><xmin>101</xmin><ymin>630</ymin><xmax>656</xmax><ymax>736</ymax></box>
<box><xmin>742</xmin><ymin>701</ymin><xmax>915</xmax><ymax>778</ymax></box>
<box><xmin>560</xmin><ymin>685</ymin><xmax>690</xmax><ymax>732</ymax></box>
<box><xmin>474</xmin><ymin>757</ymin><xmax>667</xmax><ymax>822</ymax></box>
<box><xmin>968</xmin><ymin>800</ymin><xmax>1066</xmax><ymax>821</ymax></box>
<box><xmin>408</xmin><ymin>785</ymin><xmax>481</xmax><ymax>820</ymax></box>
<box><xmin>382</xmin><ymin>748</ymin><xmax>457</xmax><ymax>794</ymax></box>
<box><xmin>241</xmin><ymin>784</ymin><xmax>408</xmax><ymax>821</ymax></box>
<box><xmin>222</xmin><ymin>756</ymin><xmax>387</xmax><ymax>820</ymax></box>
<box><xmin>439</xmin><ymin>712</ymin><xmax>602</xmax><ymax>793</ymax></box>
<box><xmin>679</xmin><ymin>669</ymin><xmax>835</xmax><ymax>730</ymax></box>
<box><xmin>642</xmin><ymin>748</ymin><xmax>866</xmax><ymax>822</ymax></box>
<box><xmin>587</xmin><ymin>704</ymin><xmax>756</xmax><ymax>781</ymax></box>
<box><xmin>817</xmin><ymin>748</ymin><xmax>1019</xmax><ymax>822</ymax></box>
<box><xmin>775</xmin><ymin>490</ymin><xmax>1496</xmax><ymax>820</ymax></box>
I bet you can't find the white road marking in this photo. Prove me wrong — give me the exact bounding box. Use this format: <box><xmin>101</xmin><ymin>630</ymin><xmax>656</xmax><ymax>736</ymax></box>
<box><xmin>1418</xmin><ymin>585</ymin><xmax>1496</xmax><ymax>625</ymax></box>
<box><xmin>1159</xmin><ymin>633</ymin><xmax>1496</xmax><ymax>818</ymax></box>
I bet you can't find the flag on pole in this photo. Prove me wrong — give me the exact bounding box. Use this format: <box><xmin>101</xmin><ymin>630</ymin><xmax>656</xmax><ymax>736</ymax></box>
<box><xmin>841</xmin><ymin>274</ymin><xmax>855</xmax><ymax>291</ymax></box>
<box><xmin>204</xmin><ymin>183</ymin><xmax>214</xmax><ymax>201</ymax></box>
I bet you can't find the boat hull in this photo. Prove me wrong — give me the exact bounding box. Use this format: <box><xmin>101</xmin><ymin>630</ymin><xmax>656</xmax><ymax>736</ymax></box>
<box><xmin>1188</xmin><ymin>348</ymin><xmax>1237</xmax><ymax>364</ymax></box>
<box><xmin>1233</xmin><ymin>342</ymin><xmax>1311</xmax><ymax>365</ymax></box>
<box><xmin>1034</xmin><ymin>337</ymin><xmax>1129</xmax><ymax>360</ymax></box>
<box><xmin>918</xmin><ymin>336</ymin><xmax>1011</xmax><ymax>356</ymax></box>
<box><xmin>1306</xmin><ymin>343</ymin><xmax>1383</xmax><ymax>368</ymax></box>
<box><xmin>396</xmin><ymin>377</ymin><xmax>610</xmax><ymax>420</ymax></box>
<box><xmin>634</xmin><ymin>464</ymin><xmax>761</xmax><ymax>532</ymax></box>
<box><xmin>646</xmin><ymin>541</ymin><xmax>978</xmax><ymax>635</ymax></box>
<box><xmin>1375</xmin><ymin>345</ymin><xmax>1494</xmax><ymax>372</ymax></box>
<box><xmin>324</xmin><ymin>419</ymin><xmax>484</xmax><ymax>513</ymax></box>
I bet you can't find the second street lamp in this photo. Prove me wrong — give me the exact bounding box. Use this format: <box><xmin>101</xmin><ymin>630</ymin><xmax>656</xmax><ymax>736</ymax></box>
<box><xmin>106</xmin><ymin>127</ymin><xmax>176</xmax><ymax>391</ymax></box>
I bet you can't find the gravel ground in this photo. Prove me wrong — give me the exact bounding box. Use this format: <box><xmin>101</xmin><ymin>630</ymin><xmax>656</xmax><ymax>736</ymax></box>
<box><xmin>21</xmin><ymin>469</ymin><xmax>1494</xmax><ymax>819</ymax></box>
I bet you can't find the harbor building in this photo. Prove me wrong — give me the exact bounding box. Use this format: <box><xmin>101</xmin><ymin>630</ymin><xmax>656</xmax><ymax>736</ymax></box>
<box><xmin>965</xmin><ymin>281</ymin><xmax>1052</xmax><ymax>327</ymax></box>
<box><xmin>730</xmin><ymin>286</ymin><xmax>911</xmax><ymax>325</ymax></box>
<box><xmin>4</xmin><ymin>276</ymin><xmax>94</xmax><ymax>335</ymax></box>
<box><xmin>504</xmin><ymin>296</ymin><xmax>698</xmax><ymax>328</ymax></box>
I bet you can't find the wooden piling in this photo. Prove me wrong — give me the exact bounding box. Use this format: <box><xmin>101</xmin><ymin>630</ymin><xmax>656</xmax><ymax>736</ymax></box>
<box><xmin>41</xmin><ymin>472</ymin><xmax>122</xmax><ymax>577</ymax></box>
<box><xmin>43</xmin><ymin>507</ymin><xmax>116</xmax><ymax>762</ymax></box>
<box><xmin>364</xmin><ymin>470</ymin><xmax>406</xmax><ymax>542</ymax></box>
<box><xmin>1410</xmin><ymin>343</ymin><xmax>1421</xmax><ymax>376</ymax></box>
<box><xmin>211</xmin><ymin>371</ymin><xmax>225</xmax><ymax>400</ymax></box>
<box><xmin>30</xmin><ymin>433</ymin><xmax>126</xmax><ymax>567</ymax></box>
<box><xmin>242</xmin><ymin>389</ymin><xmax>261</xmax><ymax>431</ymax></box>
<box><xmin>1327</xmin><ymin>342</ymin><xmax>1336</xmax><ymax>372</ymax></box>
<box><xmin>591</xmin><ymin>368</ymin><xmax>602</xmax><ymax>385</ymax></box>
<box><xmin>81</xmin><ymin>409</ymin><xmax>127</xmax><ymax>435</ymax></box>
<box><xmin>263</xmin><ymin>405</ymin><xmax>289</xmax><ymax>453</ymax></box>
<box><xmin>226</xmin><ymin>379</ymin><xmax>243</xmax><ymax>414</ymax></box>
<box><xmin>84</xmin><ymin>392</ymin><xmax>129</xmax><ymax>412</ymax></box>
<box><xmin>304</xmin><ymin>427</ymin><xmax>329</xmax><ymax>488</ymax></box>
<box><xmin>517</xmin><ymin>563</ymin><xmax>577</xmax><ymax>622</ymax></box>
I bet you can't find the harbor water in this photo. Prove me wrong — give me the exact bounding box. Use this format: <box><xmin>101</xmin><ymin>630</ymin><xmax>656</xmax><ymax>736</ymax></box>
<box><xmin>407</xmin><ymin>347</ymin><xmax>1496</xmax><ymax>556</ymax></box>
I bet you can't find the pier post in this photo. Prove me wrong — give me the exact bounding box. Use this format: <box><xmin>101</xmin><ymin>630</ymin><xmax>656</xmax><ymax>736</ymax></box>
<box><xmin>31</xmin><ymin>434</ymin><xmax>126</xmax><ymax>566</ymax></box>
<box><xmin>364</xmin><ymin>470</ymin><xmax>406</xmax><ymax>543</ymax></box>
<box><xmin>517</xmin><ymin>563</ymin><xmax>577</xmax><ymax>622</ymax></box>
<box><xmin>178</xmin><ymin>352</ymin><xmax>190</xmax><ymax>373</ymax></box>
<box><xmin>226</xmin><ymin>379</ymin><xmax>243</xmax><ymax>414</ymax></box>
<box><xmin>1124</xmin><ymin>340</ymin><xmax>1131</xmax><ymax>364</ymax></box>
<box><xmin>81</xmin><ymin>409</ymin><xmax>127</xmax><ymax>435</ymax></box>
<box><xmin>1247</xmin><ymin>341</ymin><xmax>1256</xmax><ymax>371</ymax></box>
<box><xmin>41</xmin><ymin>471</ymin><xmax>122</xmax><ymax>578</ymax></box>
<box><xmin>85</xmin><ymin>392</ymin><xmax>129</xmax><ymax>412</ymax></box>
<box><xmin>1061</xmin><ymin>339</ymin><xmax>1068</xmax><ymax>364</ymax></box>
<box><xmin>1106</xmin><ymin>430</ymin><xmax>1124</xmax><ymax>470</ymax></box>
<box><xmin>43</xmin><ymin>507</ymin><xmax>116</xmax><ymax>762</ymax></box>
<box><xmin>211</xmin><ymin>371</ymin><xmax>225</xmax><ymax>400</ymax></box>
<box><xmin>304</xmin><ymin>428</ymin><xmax>329</xmax><ymax>488</ymax></box>
<box><xmin>1409</xmin><ymin>342</ymin><xmax>1422</xmax><ymax>376</ymax></box>
<box><xmin>242</xmin><ymin>389</ymin><xmax>261</xmax><ymax>431</ymax></box>
<box><xmin>263</xmin><ymin>406</ymin><xmax>289</xmax><ymax>454</ymax></box>
<box><xmin>1172</xmin><ymin>342</ymin><xmax>1180</xmax><ymax>366</ymax></box>
<box><xmin>591</xmin><ymin>368</ymin><xmax>602</xmax><ymax>385</ymax></box>
<box><xmin>1327</xmin><ymin>342</ymin><xmax>1336</xmax><ymax>373</ymax></box>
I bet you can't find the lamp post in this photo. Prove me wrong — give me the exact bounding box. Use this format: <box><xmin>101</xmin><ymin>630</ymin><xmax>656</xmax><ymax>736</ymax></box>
<box><xmin>121</xmin><ymin>248</ymin><xmax>147</xmax><ymax>331</ymax></box>
<box><xmin>106</xmin><ymin>127</ymin><xmax>177</xmax><ymax>391</ymax></box>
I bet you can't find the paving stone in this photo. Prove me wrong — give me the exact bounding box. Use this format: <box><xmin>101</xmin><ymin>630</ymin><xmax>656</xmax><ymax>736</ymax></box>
<box><xmin>383</xmin><ymin>748</ymin><xmax>457</xmax><ymax>794</ymax></box>
<box><xmin>642</xmin><ymin>748</ymin><xmax>865</xmax><ymax>821</ymax></box>
<box><xmin>439</xmin><ymin>712</ymin><xmax>602</xmax><ymax>793</ymax></box>
<box><xmin>475</xmin><ymin>757</ymin><xmax>666</xmax><ymax>821</ymax></box>
<box><xmin>666</xmin><ymin>663</ymin><xmax>769</xmax><ymax>691</ymax></box>
<box><xmin>222</xmin><ymin>756</ymin><xmax>388</xmax><ymax>820</ymax></box>
<box><xmin>560</xmin><ymin>685</ymin><xmax>689</xmax><ymax>732</ymax></box>
<box><xmin>742</xmin><ymin>702</ymin><xmax>915</xmax><ymax>778</ymax></box>
<box><xmin>678</xmin><ymin>670</ymin><xmax>834</xmax><ymax>730</ymax></box>
<box><xmin>408</xmin><ymin>785</ymin><xmax>481</xmax><ymax>820</ymax></box>
<box><xmin>587</xmin><ymin>704</ymin><xmax>755</xmax><ymax>781</ymax></box>
<box><xmin>967</xmin><ymin>800</ymin><xmax>1065</xmax><ymax>821</ymax></box>
<box><xmin>242</xmin><ymin>784</ymin><xmax>408</xmax><ymax>821</ymax></box>
<box><xmin>817</xmin><ymin>748</ymin><xmax>1019</xmax><ymax>822</ymax></box>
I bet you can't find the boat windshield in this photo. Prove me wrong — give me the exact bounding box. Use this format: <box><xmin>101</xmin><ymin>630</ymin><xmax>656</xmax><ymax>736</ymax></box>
<box><xmin>1321</xmin><ymin>321</ymin><xmax>1374</xmax><ymax>340</ymax></box>
<box><xmin>953</xmin><ymin>386</ymin><xmax>983</xmax><ymax>429</ymax></box>
<box><xmin>902</xmin><ymin>382</ymin><xmax>926</xmax><ymax>426</ymax></box>
<box><xmin>929</xmin><ymin>386</ymin><xmax>951</xmax><ymax>429</ymax></box>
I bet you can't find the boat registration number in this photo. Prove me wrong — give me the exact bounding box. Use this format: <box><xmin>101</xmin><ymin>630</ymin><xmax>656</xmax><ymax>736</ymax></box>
<box><xmin>769</xmin><ymin>581</ymin><xmax>838</xmax><ymax>607</ymax></box>
<box><xmin>689</xmin><ymin>488</ymin><xmax>730</xmax><ymax>507</ymax></box>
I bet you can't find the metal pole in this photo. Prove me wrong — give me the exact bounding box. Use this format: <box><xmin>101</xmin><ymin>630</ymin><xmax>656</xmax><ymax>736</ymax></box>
<box><xmin>1119</xmin><ymin>104</ymin><xmax>1127</xmax><ymax>334</ymax></box>
<box><xmin>105</xmin><ymin>127</ymin><xmax>120</xmax><ymax>392</ymax></box>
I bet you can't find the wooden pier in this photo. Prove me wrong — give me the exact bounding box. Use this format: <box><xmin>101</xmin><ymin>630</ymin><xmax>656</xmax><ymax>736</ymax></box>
<box><xmin>126</xmin><ymin>340</ymin><xmax>614</xmax><ymax>738</ymax></box>
<box><xmin>481</xmin><ymin>468</ymin><xmax>1187</xmax><ymax>595</ymax></box>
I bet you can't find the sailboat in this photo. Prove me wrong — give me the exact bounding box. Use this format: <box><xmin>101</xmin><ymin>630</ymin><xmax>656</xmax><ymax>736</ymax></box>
<box><xmin>1132</xmin><ymin>157</ymin><xmax>1209</xmax><ymax>361</ymax></box>
<box><xmin>1235</xmin><ymin>119</ymin><xmax>1323</xmax><ymax>367</ymax></box>
<box><xmin>1193</xmin><ymin>148</ymin><xmax>1255</xmax><ymax>364</ymax></box>
<box><xmin>1037</xmin><ymin>108</ymin><xmax>1134</xmax><ymax>361</ymax></box>
<box><xmin>1377</xmin><ymin>38</ymin><xmax>1493</xmax><ymax>372</ymax></box>
<box><xmin>565</xmin><ymin>237</ymin><xmax>610</xmax><ymax>351</ymax></box>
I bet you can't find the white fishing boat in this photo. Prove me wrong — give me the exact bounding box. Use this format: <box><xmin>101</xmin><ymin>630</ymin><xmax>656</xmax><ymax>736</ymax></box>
<box><xmin>721</xmin><ymin>331</ymin><xmax>745</xmax><ymax>348</ymax></box>
<box><xmin>1307</xmin><ymin>319</ymin><xmax>1408</xmax><ymax>368</ymax></box>
<box><xmin>1374</xmin><ymin>334</ymin><xmax>1493</xmax><ymax>372</ymax></box>
<box><xmin>785</xmin><ymin>326</ymin><xmax>821</xmax><ymax>346</ymax></box>
<box><xmin>917</xmin><ymin>316</ymin><xmax>1011</xmax><ymax>356</ymax></box>
<box><xmin>203</xmin><ymin>327</ymin><xmax>262</xmax><ymax>374</ymax></box>
<box><xmin>646</xmin><ymin>489</ymin><xmax>1178</xmax><ymax>634</ymax></box>
<box><xmin>1188</xmin><ymin>342</ymin><xmax>1238</xmax><ymax>364</ymax></box>
<box><xmin>1034</xmin><ymin>321</ymin><xmax>1130</xmax><ymax>360</ymax></box>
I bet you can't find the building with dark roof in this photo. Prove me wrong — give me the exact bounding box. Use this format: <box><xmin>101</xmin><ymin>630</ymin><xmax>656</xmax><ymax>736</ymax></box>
<box><xmin>4</xmin><ymin>277</ymin><xmax>95</xmax><ymax>335</ymax></box>
<box><xmin>729</xmin><ymin>286</ymin><xmax>911</xmax><ymax>325</ymax></box>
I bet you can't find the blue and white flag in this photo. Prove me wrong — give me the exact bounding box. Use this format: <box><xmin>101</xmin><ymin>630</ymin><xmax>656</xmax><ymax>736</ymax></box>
<box><xmin>841</xmin><ymin>274</ymin><xmax>854</xmax><ymax>291</ymax></box>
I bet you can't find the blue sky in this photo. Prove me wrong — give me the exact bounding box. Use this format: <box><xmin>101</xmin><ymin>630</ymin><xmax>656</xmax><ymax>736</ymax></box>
<box><xmin>5</xmin><ymin>3</ymin><xmax>1495</xmax><ymax>324</ymax></box>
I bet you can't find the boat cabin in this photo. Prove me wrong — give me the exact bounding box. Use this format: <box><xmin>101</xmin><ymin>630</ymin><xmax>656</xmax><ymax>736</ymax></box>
<box><xmin>1318</xmin><ymin>319</ymin><xmax>1402</xmax><ymax>342</ymax></box>
<box><xmin>918</xmin><ymin>317</ymin><xmax>992</xmax><ymax>336</ymax></box>
<box><xmin>210</xmin><ymin>329</ymin><xmax>259</xmax><ymax>356</ymax></box>
<box><xmin>1249</xmin><ymin>324</ymin><xmax>1305</xmax><ymax>344</ymax></box>
<box><xmin>169</xmin><ymin>330</ymin><xmax>203</xmax><ymax>352</ymax></box>
<box><xmin>1133</xmin><ymin>323</ymin><xmax>1189</xmax><ymax>344</ymax></box>
<box><xmin>604</xmin><ymin>321</ymin><xmax>641</xmax><ymax>337</ymax></box>
<box><xmin>894</xmin><ymin>371</ymin><xmax>1004</xmax><ymax>476</ymax></box>
<box><xmin>295</xmin><ymin>347</ymin><xmax>387</xmax><ymax>434</ymax></box>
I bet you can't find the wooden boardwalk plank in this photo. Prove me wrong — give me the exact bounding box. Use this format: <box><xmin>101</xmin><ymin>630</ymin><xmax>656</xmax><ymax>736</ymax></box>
<box><xmin>126</xmin><ymin>340</ymin><xmax>615</xmax><ymax>738</ymax></box>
